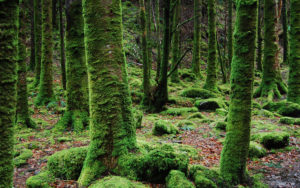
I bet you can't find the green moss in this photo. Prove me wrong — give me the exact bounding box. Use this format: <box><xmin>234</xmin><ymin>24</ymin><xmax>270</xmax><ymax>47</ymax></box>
<box><xmin>195</xmin><ymin>98</ymin><xmax>226</xmax><ymax>111</ymax></box>
<box><xmin>187</xmin><ymin>112</ymin><xmax>206</xmax><ymax>119</ymax></box>
<box><xmin>215</xmin><ymin>121</ymin><xmax>227</xmax><ymax>131</ymax></box>
<box><xmin>47</xmin><ymin>147</ymin><xmax>87</xmax><ymax>180</ymax></box>
<box><xmin>189</xmin><ymin>165</ymin><xmax>226</xmax><ymax>187</ymax></box>
<box><xmin>181</xmin><ymin>88</ymin><xmax>217</xmax><ymax>99</ymax></box>
<box><xmin>251</xmin><ymin>174</ymin><xmax>268</xmax><ymax>188</ymax></box>
<box><xmin>33</xmin><ymin>0</ymin><xmax>42</xmax><ymax>87</ymax></box>
<box><xmin>215</xmin><ymin>108</ymin><xmax>228</xmax><ymax>116</ymax></box>
<box><xmin>26</xmin><ymin>171</ymin><xmax>55</xmax><ymax>188</ymax></box>
<box><xmin>152</xmin><ymin>120</ymin><xmax>178</xmax><ymax>136</ymax></box>
<box><xmin>14</xmin><ymin>149</ymin><xmax>33</xmax><ymax>167</ymax></box>
<box><xmin>258</xmin><ymin>109</ymin><xmax>274</xmax><ymax>118</ymax></box>
<box><xmin>166</xmin><ymin>170</ymin><xmax>195</xmax><ymax>188</ymax></box>
<box><xmin>279</xmin><ymin>117</ymin><xmax>296</xmax><ymax>125</ymax></box>
<box><xmin>177</xmin><ymin>120</ymin><xmax>196</xmax><ymax>131</ymax></box>
<box><xmin>252</xmin><ymin>101</ymin><xmax>262</xmax><ymax>109</ymax></box>
<box><xmin>179</xmin><ymin>69</ymin><xmax>196</xmax><ymax>81</ymax></box>
<box><xmin>161</xmin><ymin>107</ymin><xmax>198</xmax><ymax>116</ymax></box>
<box><xmin>90</xmin><ymin>176</ymin><xmax>146</xmax><ymax>188</ymax></box>
<box><xmin>251</xmin><ymin>132</ymin><xmax>290</xmax><ymax>149</ymax></box>
<box><xmin>133</xmin><ymin>108</ymin><xmax>143</xmax><ymax>129</ymax></box>
<box><xmin>248</xmin><ymin>142</ymin><xmax>267</xmax><ymax>158</ymax></box>
<box><xmin>263</xmin><ymin>101</ymin><xmax>300</xmax><ymax>117</ymax></box>
<box><xmin>192</xmin><ymin>0</ymin><xmax>202</xmax><ymax>78</ymax></box>
<box><xmin>194</xmin><ymin>174</ymin><xmax>217</xmax><ymax>188</ymax></box>
<box><xmin>56</xmin><ymin>111</ymin><xmax>89</xmax><ymax>132</ymax></box>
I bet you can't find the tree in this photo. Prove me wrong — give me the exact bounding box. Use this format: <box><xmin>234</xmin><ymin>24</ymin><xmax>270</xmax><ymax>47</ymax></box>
<box><xmin>33</xmin><ymin>0</ymin><xmax>42</xmax><ymax>87</ymax></box>
<box><xmin>282</xmin><ymin>0</ymin><xmax>289</xmax><ymax>65</ymax></box>
<box><xmin>192</xmin><ymin>0</ymin><xmax>202</xmax><ymax>78</ymax></box>
<box><xmin>56</xmin><ymin>0</ymin><xmax>89</xmax><ymax>131</ymax></box>
<box><xmin>171</xmin><ymin>0</ymin><xmax>181</xmax><ymax>83</ymax></box>
<box><xmin>146</xmin><ymin>0</ymin><xmax>152</xmax><ymax>77</ymax></box>
<box><xmin>78</xmin><ymin>0</ymin><xmax>136</xmax><ymax>186</ymax></box>
<box><xmin>155</xmin><ymin>0</ymin><xmax>161</xmax><ymax>80</ymax></box>
<box><xmin>29</xmin><ymin>0</ymin><xmax>36</xmax><ymax>71</ymax></box>
<box><xmin>287</xmin><ymin>0</ymin><xmax>300</xmax><ymax>104</ymax></box>
<box><xmin>17</xmin><ymin>0</ymin><xmax>36</xmax><ymax>128</ymax></box>
<box><xmin>59</xmin><ymin>0</ymin><xmax>66</xmax><ymax>90</ymax></box>
<box><xmin>203</xmin><ymin>0</ymin><xmax>217</xmax><ymax>91</ymax></box>
<box><xmin>256</xmin><ymin>0</ymin><xmax>263</xmax><ymax>71</ymax></box>
<box><xmin>35</xmin><ymin>0</ymin><xmax>54</xmax><ymax>106</ymax></box>
<box><xmin>0</xmin><ymin>0</ymin><xmax>18</xmax><ymax>187</ymax></box>
<box><xmin>254</xmin><ymin>0</ymin><xmax>287</xmax><ymax>101</ymax></box>
<box><xmin>220</xmin><ymin>0</ymin><xmax>257</xmax><ymax>184</ymax></box>
<box><xmin>227</xmin><ymin>0</ymin><xmax>233</xmax><ymax>69</ymax></box>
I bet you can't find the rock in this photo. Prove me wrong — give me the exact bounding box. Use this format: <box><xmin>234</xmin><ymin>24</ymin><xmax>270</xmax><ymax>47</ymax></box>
<box><xmin>195</xmin><ymin>98</ymin><xmax>226</xmax><ymax>111</ymax></box>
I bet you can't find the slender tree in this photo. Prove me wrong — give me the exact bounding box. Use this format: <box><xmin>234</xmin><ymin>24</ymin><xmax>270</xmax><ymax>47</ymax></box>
<box><xmin>254</xmin><ymin>0</ymin><xmax>287</xmax><ymax>101</ymax></box>
<box><xmin>192</xmin><ymin>0</ymin><xmax>202</xmax><ymax>78</ymax></box>
<box><xmin>287</xmin><ymin>0</ymin><xmax>300</xmax><ymax>104</ymax></box>
<box><xmin>17</xmin><ymin>0</ymin><xmax>36</xmax><ymax>128</ymax></box>
<box><xmin>35</xmin><ymin>0</ymin><xmax>54</xmax><ymax>106</ymax></box>
<box><xmin>203</xmin><ymin>0</ymin><xmax>218</xmax><ymax>91</ymax></box>
<box><xmin>56</xmin><ymin>0</ymin><xmax>89</xmax><ymax>131</ymax></box>
<box><xmin>227</xmin><ymin>0</ymin><xmax>233</xmax><ymax>68</ymax></box>
<box><xmin>59</xmin><ymin>0</ymin><xmax>66</xmax><ymax>90</ymax></box>
<box><xmin>155</xmin><ymin>0</ymin><xmax>161</xmax><ymax>80</ymax></box>
<box><xmin>0</xmin><ymin>0</ymin><xmax>18</xmax><ymax>187</ymax></box>
<box><xmin>220</xmin><ymin>0</ymin><xmax>257</xmax><ymax>184</ymax></box>
<box><xmin>256</xmin><ymin>0</ymin><xmax>263</xmax><ymax>71</ymax></box>
<box><xmin>146</xmin><ymin>0</ymin><xmax>152</xmax><ymax>76</ymax></box>
<box><xmin>78</xmin><ymin>0</ymin><xmax>136</xmax><ymax>186</ymax></box>
<box><xmin>33</xmin><ymin>0</ymin><xmax>42</xmax><ymax>87</ymax></box>
<box><xmin>29</xmin><ymin>0</ymin><xmax>36</xmax><ymax>71</ymax></box>
<box><xmin>282</xmin><ymin>0</ymin><xmax>289</xmax><ymax>64</ymax></box>
<box><xmin>171</xmin><ymin>0</ymin><xmax>181</xmax><ymax>83</ymax></box>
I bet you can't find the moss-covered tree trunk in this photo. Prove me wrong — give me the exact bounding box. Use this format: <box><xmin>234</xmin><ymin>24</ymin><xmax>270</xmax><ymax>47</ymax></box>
<box><xmin>30</xmin><ymin>0</ymin><xmax>36</xmax><ymax>71</ymax></box>
<box><xmin>256</xmin><ymin>0</ymin><xmax>263</xmax><ymax>71</ymax></box>
<box><xmin>153</xmin><ymin>0</ymin><xmax>171</xmax><ymax>111</ymax></box>
<box><xmin>287</xmin><ymin>0</ymin><xmax>300</xmax><ymax>104</ymax></box>
<box><xmin>78</xmin><ymin>0</ymin><xmax>136</xmax><ymax>186</ymax></box>
<box><xmin>220</xmin><ymin>0</ymin><xmax>257</xmax><ymax>184</ymax></box>
<box><xmin>282</xmin><ymin>0</ymin><xmax>289</xmax><ymax>65</ymax></box>
<box><xmin>227</xmin><ymin>0</ymin><xmax>233</xmax><ymax>69</ymax></box>
<box><xmin>59</xmin><ymin>0</ymin><xmax>66</xmax><ymax>90</ymax></box>
<box><xmin>155</xmin><ymin>0</ymin><xmax>161</xmax><ymax>80</ymax></box>
<box><xmin>146</xmin><ymin>0</ymin><xmax>152</xmax><ymax>77</ymax></box>
<box><xmin>17</xmin><ymin>0</ymin><xmax>36</xmax><ymax>128</ymax></box>
<box><xmin>33</xmin><ymin>0</ymin><xmax>42</xmax><ymax>87</ymax></box>
<box><xmin>140</xmin><ymin>0</ymin><xmax>152</xmax><ymax>107</ymax></box>
<box><xmin>192</xmin><ymin>0</ymin><xmax>202</xmax><ymax>78</ymax></box>
<box><xmin>56</xmin><ymin>0</ymin><xmax>89</xmax><ymax>131</ymax></box>
<box><xmin>254</xmin><ymin>0</ymin><xmax>287</xmax><ymax>101</ymax></box>
<box><xmin>203</xmin><ymin>0</ymin><xmax>217</xmax><ymax>91</ymax></box>
<box><xmin>0</xmin><ymin>0</ymin><xmax>18</xmax><ymax>187</ymax></box>
<box><xmin>171</xmin><ymin>0</ymin><xmax>181</xmax><ymax>83</ymax></box>
<box><xmin>35</xmin><ymin>0</ymin><xmax>54</xmax><ymax>106</ymax></box>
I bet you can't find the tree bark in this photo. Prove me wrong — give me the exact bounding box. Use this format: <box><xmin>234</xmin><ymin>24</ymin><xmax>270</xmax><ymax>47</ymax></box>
<box><xmin>192</xmin><ymin>0</ymin><xmax>202</xmax><ymax>78</ymax></box>
<box><xmin>59</xmin><ymin>0</ymin><xmax>66</xmax><ymax>90</ymax></box>
<box><xmin>33</xmin><ymin>0</ymin><xmax>42</xmax><ymax>87</ymax></box>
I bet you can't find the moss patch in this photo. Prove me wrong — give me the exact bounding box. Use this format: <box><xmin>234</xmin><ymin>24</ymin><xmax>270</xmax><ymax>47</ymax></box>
<box><xmin>263</xmin><ymin>101</ymin><xmax>300</xmax><ymax>117</ymax></box>
<box><xmin>152</xmin><ymin>120</ymin><xmax>178</xmax><ymax>136</ymax></box>
<box><xmin>26</xmin><ymin>171</ymin><xmax>55</xmax><ymax>188</ymax></box>
<box><xmin>161</xmin><ymin>107</ymin><xmax>198</xmax><ymax>116</ymax></box>
<box><xmin>181</xmin><ymin>88</ymin><xmax>217</xmax><ymax>99</ymax></box>
<box><xmin>14</xmin><ymin>149</ymin><xmax>33</xmax><ymax>167</ymax></box>
<box><xmin>166</xmin><ymin>170</ymin><xmax>195</xmax><ymax>188</ymax></box>
<box><xmin>251</xmin><ymin>132</ymin><xmax>290</xmax><ymax>149</ymax></box>
<box><xmin>195</xmin><ymin>98</ymin><xmax>226</xmax><ymax>111</ymax></box>
<box><xmin>89</xmin><ymin>176</ymin><xmax>147</xmax><ymax>188</ymax></box>
<box><xmin>248</xmin><ymin>142</ymin><xmax>267</xmax><ymax>158</ymax></box>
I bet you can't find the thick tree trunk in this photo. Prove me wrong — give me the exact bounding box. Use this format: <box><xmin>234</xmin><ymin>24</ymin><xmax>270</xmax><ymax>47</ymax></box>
<box><xmin>17</xmin><ymin>0</ymin><xmax>36</xmax><ymax>128</ymax></box>
<box><xmin>35</xmin><ymin>0</ymin><xmax>54</xmax><ymax>106</ymax></box>
<box><xmin>78</xmin><ymin>0</ymin><xmax>136</xmax><ymax>186</ymax></box>
<box><xmin>33</xmin><ymin>0</ymin><xmax>42</xmax><ymax>87</ymax></box>
<box><xmin>220</xmin><ymin>0</ymin><xmax>257</xmax><ymax>184</ymax></box>
<box><xmin>256</xmin><ymin>0</ymin><xmax>263</xmax><ymax>71</ymax></box>
<box><xmin>171</xmin><ymin>0</ymin><xmax>181</xmax><ymax>83</ymax></box>
<box><xmin>146</xmin><ymin>0</ymin><xmax>152</xmax><ymax>77</ymax></box>
<box><xmin>0</xmin><ymin>1</ymin><xmax>18</xmax><ymax>187</ymax></box>
<box><xmin>227</xmin><ymin>0</ymin><xmax>233</xmax><ymax>69</ymax></box>
<box><xmin>203</xmin><ymin>0</ymin><xmax>217</xmax><ymax>91</ymax></box>
<box><xmin>155</xmin><ymin>0</ymin><xmax>161</xmax><ymax>81</ymax></box>
<box><xmin>287</xmin><ymin>0</ymin><xmax>300</xmax><ymax>104</ymax></box>
<box><xmin>192</xmin><ymin>0</ymin><xmax>202</xmax><ymax>78</ymax></box>
<box><xmin>30</xmin><ymin>0</ymin><xmax>36</xmax><ymax>71</ymax></box>
<box><xmin>254</xmin><ymin>0</ymin><xmax>287</xmax><ymax>101</ymax></box>
<box><xmin>282</xmin><ymin>0</ymin><xmax>289</xmax><ymax>65</ymax></box>
<box><xmin>59</xmin><ymin>0</ymin><xmax>66</xmax><ymax>90</ymax></box>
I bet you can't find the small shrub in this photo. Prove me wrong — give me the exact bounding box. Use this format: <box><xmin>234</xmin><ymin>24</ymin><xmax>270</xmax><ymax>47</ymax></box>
<box><xmin>166</xmin><ymin>170</ymin><xmax>195</xmax><ymax>188</ymax></box>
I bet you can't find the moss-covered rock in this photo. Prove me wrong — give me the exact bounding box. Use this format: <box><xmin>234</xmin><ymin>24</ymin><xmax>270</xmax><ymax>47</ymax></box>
<box><xmin>177</xmin><ymin>120</ymin><xmax>196</xmax><ymax>131</ymax></box>
<box><xmin>14</xmin><ymin>149</ymin><xmax>33</xmax><ymax>167</ymax></box>
<box><xmin>89</xmin><ymin>176</ymin><xmax>147</xmax><ymax>188</ymax></box>
<box><xmin>194</xmin><ymin>174</ymin><xmax>217</xmax><ymax>188</ymax></box>
<box><xmin>47</xmin><ymin>146</ymin><xmax>88</xmax><ymax>180</ymax></box>
<box><xmin>279</xmin><ymin>117</ymin><xmax>300</xmax><ymax>125</ymax></box>
<box><xmin>181</xmin><ymin>88</ymin><xmax>217</xmax><ymax>99</ymax></box>
<box><xmin>195</xmin><ymin>98</ymin><xmax>226</xmax><ymax>111</ymax></box>
<box><xmin>251</xmin><ymin>132</ymin><xmax>290</xmax><ymax>149</ymax></box>
<box><xmin>133</xmin><ymin>108</ymin><xmax>143</xmax><ymax>129</ymax></box>
<box><xmin>215</xmin><ymin>121</ymin><xmax>227</xmax><ymax>131</ymax></box>
<box><xmin>263</xmin><ymin>101</ymin><xmax>300</xmax><ymax>117</ymax></box>
<box><xmin>152</xmin><ymin>120</ymin><xmax>178</xmax><ymax>136</ymax></box>
<box><xmin>179</xmin><ymin>68</ymin><xmax>196</xmax><ymax>81</ymax></box>
<box><xmin>215</xmin><ymin>108</ymin><xmax>228</xmax><ymax>116</ymax></box>
<box><xmin>248</xmin><ymin>142</ymin><xmax>267</xmax><ymax>158</ymax></box>
<box><xmin>26</xmin><ymin>171</ymin><xmax>55</xmax><ymax>188</ymax></box>
<box><xmin>161</xmin><ymin>107</ymin><xmax>198</xmax><ymax>116</ymax></box>
<box><xmin>187</xmin><ymin>112</ymin><xmax>206</xmax><ymax>119</ymax></box>
<box><xmin>166</xmin><ymin>170</ymin><xmax>195</xmax><ymax>188</ymax></box>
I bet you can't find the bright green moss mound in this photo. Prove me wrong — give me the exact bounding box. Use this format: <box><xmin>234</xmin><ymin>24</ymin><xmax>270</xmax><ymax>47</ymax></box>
<box><xmin>251</xmin><ymin>132</ymin><xmax>290</xmax><ymax>149</ymax></box>
<box><xmin>47</xmin><ymin>147</ymin><xmax>88</xmax><ymax>180</ymax></box>
<box><xmin>215</xmin><ymin>121</ymin><xmax>227</xmax><ymax>131</ymax></box>
<box><xmin>14</xmin><ymin>149</ymin><xmax>33</xmax><ymax>167</ymax></box>
<box><xmin>26</xmin><ymin>171</ymin><xmax>55</xmax><ymax>188</ymax></box>
<box><xmin>166</xmin><ymin>170</ymin><xmax>195</xmax><ymax>188</ymax></box>
<box><xmin>161</xmin><ymin>107</ymin><xmax>198</xmax><ymax>116</ymax></box>
<box><xmin>152</xmin><ymin>120</ymin><xmax>178</xmax><ymax>136</ymax></box>
<box><xmin>177</xmin><ymin>120</ymin><xmax>196</xmax><ymax>131</ymax></box>
<box><xmin>179</xmin><ymin>69</ymin><xmax>196</xmax><ymax>81</ymax></box>
<box><xmin>181</xmin><ymin>88</ymin><xmax>217</xmax><ymax>99</ymax></box>
<box><xmin>195</xmin><ymin>98</ymin><xmax>226</xmax><ymax>111</ymax></box>
<box><xmin>279</xmin><ymin>117</ymin><xmax>300</xmax><ymax>125</ymax></box>
<box><xmin>248</xmin><ymin>142</ymin><xmax>267</xmax><ymax>158</ymax></box>
<box><xmin>133</xmin><ymin>108</ymin><xmax>143</xmax><ymax>129</ymax></box>
<box><xmin>215</xmin><ymin>108</ymin><xmax>228</xmax><ymax>116</ymax></box>
<box><xmin>263</xmin><ymin>101</ymin><xmax>300</xmax><ymax>117</ymax></box>
<box><xmin>89</xmin><ymin>176</ymin><xmax>147</xmax><ymax>188</ymax></box>
<box><xmin>187</xmin><ymin>112</ymin><xmax>206</xmax><ymax>119</ymax></box>
<box><xmin>194</xmin><ymin>174</ymin><xmax>217</xmax><ymax>188</ymax></box>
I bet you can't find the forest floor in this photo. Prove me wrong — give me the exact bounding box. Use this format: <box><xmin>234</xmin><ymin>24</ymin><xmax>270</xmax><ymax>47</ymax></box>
<box><xmin>13</xmin><ymin>65</ymin><xmax>300</xmax><ymax>188</ymax></box>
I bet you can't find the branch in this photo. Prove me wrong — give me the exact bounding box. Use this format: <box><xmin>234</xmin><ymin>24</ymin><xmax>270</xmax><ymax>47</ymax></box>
<box><xmin>167</xmin><ymin>48</ymin><xmax>191</xmax><ymax>78</ymax></box>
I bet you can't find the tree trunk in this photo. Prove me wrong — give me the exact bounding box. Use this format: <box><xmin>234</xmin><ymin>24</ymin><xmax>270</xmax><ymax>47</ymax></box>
<box><xmin>17</xmin><ymin>0</ymin><xmax>36</xmax><ymax>128</ymax></box>
<box><xmin>282</xmin><ymin>0</ymin><xmax>289</xmax><ymax>64</ymax></box>
<box><xmin>35</xmin><ymin>0</ymin><xmax>54</xmax><ymax>106</ymax></box>
<box><xmin>0</xmin><ymin>1</ymin><xmax>18</xmax><ymax>187</ymax></box>
<box><xmin>227</xmin><ymin>0</ymin><xmax>233</xmax><ymax>70</ymax></box>
<box><xmin>254</xmin><ymin>0</ymin><xmax>287</xmax><ymax>101</ymax></box>
<box><xmin>220</xmin><ymin>0</ymin><xmax>257</xmax><ymax>184</ymax></box>
<box><xmin>192</xmin><ymin>0</ymin><xmax>202</xmax><ymax>78</ymax></box>
<box><xmin>203</xmin><ymin>0</ymin><xmax>217</xmax><ymax>91</ymax></box>
<box><xmin>33</xmin><ymin>0</ymin><xmax>42</xmax><ymax>87</ymax></box>
<box><xmin>171</xmin><ymin>0</ymin><xmax>181</xmax><ymax>83</ymax></box>
<box><xmin>256</xmin><ymin>0</ymin><xmax>263</xmax><ymax>71</ymax></box>
<box><xmin>78</xmin><ymin>0</ymin><xmax>136</xmax><ymax>186</ymax></box>
<box><xmin>59</xmin><ymin>0</ymin><xmax>66</xmax><ymax>90</ymax></box>
<box><xmin>146</xmin><ymin>0</ymin><xmax>152</xmax><ymax>78</ymax></box>
<box><xmin>30</xmin><ymin>0</ymin><xmax>36</xmax><ymax>71</ymax></box>
<box><xmin>155</xmin><ymin>0</ymin><xmax>161</xmax><ymax>81</ymax></box>
<box><xmin>287</xmin><ymin>0</ymin><xmax>300</xmax><ymax>104</ymax></box>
